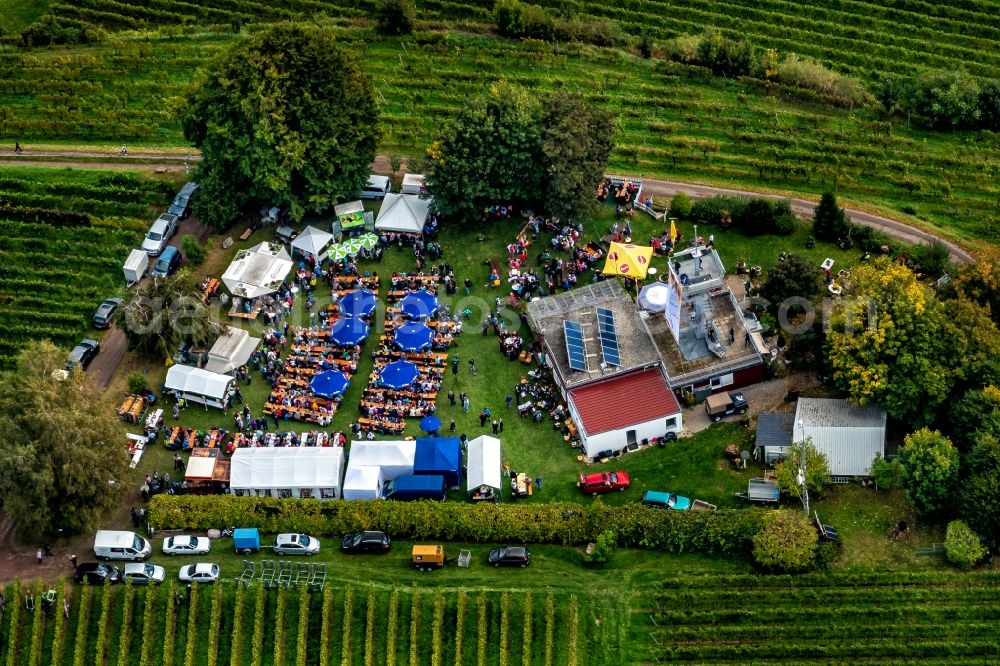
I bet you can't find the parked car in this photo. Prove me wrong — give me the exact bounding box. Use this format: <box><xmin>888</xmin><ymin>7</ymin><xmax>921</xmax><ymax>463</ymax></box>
<box><xmin>162</xmin><ymin>535</ymin><xmax>211</xmax><ymax>556</ymax></box>
<box><xmin>141</xmin><ymin>213</ymin><xmax>179</xmax><ymax>256</ymax></box>
<box><xmin>341</xmin><ymin>531</ymin><xmax>391</xmax><ymax>554</ymax></box>
<box><xmin>704</xmin><ymin>392</ymin><xmax>749</xmax><ymax>422</ymax></box>
<box><xmin>168</xmin><ymin>181</ymin><xmax>198</xmax><ymax>219</ymax></box>
<box><xmin>74</xmin><ymin>563</ymin><xmax>121</xmax><ymax>585</ymax></box>
<box><xmin>578</xmin><ymin>471</ymin><xmax>630</xmax><ymax>496</ymax></box>
<box><xmin>151</xmin><ymin>246</ymin><xmax>182</xmax><ymax>277</ymax></box>
<box><xmin>178</xmin><ymin>563</ymin><xmax>220</xmax><ymax>583</ymax></box>
<box><xmin>361</xmin><ymin>174</ymin><xmax>390</xmax><ymax>199</ymax></box>
<box><xmin>92</xmin><ymin>297</ymin><xmax>123</xmax><ymax>329</ymax></box>
<box><xmin>488</xmin><ymin>546</ymin><xmax>531</xmax><ymax>568</ymax></box>
<box><xmin>93</xmin><ymin>530</ymin><xmax>152</xmax><ymax>562</ymax></box>
<box><xmin>66</xmin><ymin>339</ymin><xmax>100</xmax><ymax>370</ymax></box>
<box><xmin>122</xmin><ymin>563</ymin><xmax>165</xmax><ymax>585</ymax></box>
<box><xmin>641</xmin><ymin>490</ymin><xmax>717</xmax><ymax>511</ymax></box>
<box><xmin>273</xmin><ymin>533</ymin><xmax>320</xmax><ymax>556</ymax></box>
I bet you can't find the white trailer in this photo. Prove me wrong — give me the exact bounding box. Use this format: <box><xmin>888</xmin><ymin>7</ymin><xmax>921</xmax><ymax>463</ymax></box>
<box><xmin>124</xmin><ymin>248</ymin><xmax>149</xmax><ymax>286</ymax></box>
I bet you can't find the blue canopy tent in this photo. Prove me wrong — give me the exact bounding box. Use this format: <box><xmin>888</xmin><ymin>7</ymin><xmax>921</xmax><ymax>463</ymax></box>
<box><xmin>330</xmin><ymin>317</ymin><xmax>369</xmax><ymax>347</ymax></box>
<box><xmin>310</xmin><ymin>370</ymin><xmax>350</xmax><ymax>398</ymax></box>
<box><xmin>339</xmin><ymin>290</ymin><xmax>378</xmax><ymax>318</ymax></box>
<box><xmin>399</xmin><ymin>291</ymin><xmax>439</xmax><ymax>320</ymax></box>
<box><xmin>414</xmin><ymin>437</ymin><xmax>462</xmax><ymax>487</ymax></box>
<box><xmin>394</xmin><ymin>321</ymin><xmax>433</xmax><ymax>352</ymax></box>
<box><xmin>419</xmin><ymin>415</ymin><xmax>441</xmax><ymax>433</ymax></box>
<box><xmin>379</xmin><ymin>360</ymin><xmax>420</xmax><ymax>390</ymax></box>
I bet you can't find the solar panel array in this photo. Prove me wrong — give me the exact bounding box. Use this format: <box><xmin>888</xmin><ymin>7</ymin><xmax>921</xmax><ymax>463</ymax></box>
<box><xmin>596</xmin><ymin>307</ymin><xmax>622</xmax><ymax>366</ymax></box>
<box><xmin>564</xmin><ymin>320</ymin><xmax>588</xmax><ymax>372</ymax></box>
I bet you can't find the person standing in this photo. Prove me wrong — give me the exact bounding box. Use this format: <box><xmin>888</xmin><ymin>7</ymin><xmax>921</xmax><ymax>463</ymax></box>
<box><xmin>449</xmin><ymin>419</ymin><xmax>456</xmax><ymax>433</ymax></box>
<box><xmin>491</xmin><ymin>419</ymin><xmax>499</xmax><ymax>434</ymax></box>
<box><xmin>69</xmin><ymin>554</ymin><xmax>78</xmax><ymax>570</ymax></box>
<box><xmin>14</xmin><ymin>142</ymin><xmax>22</xmax><ymax>154</ymax></box>
<box><xmin>468</xmin><ymin>359</ymin><xmax>477</xmax><ymax>375</ymax></box>
<box><xmin>448</xmin><ymin>390</ymin><xmax>456</xmax><ymax>406</ymax></box>
<box><xmin>464</xmin><ymin>278</ymin><xmax>473</xmax><ymax>295</ymax></box>
<box><xmin>498</xmin><ymin>418</ymin><xmax>504</xmax><ymax>434</ymax></box>
<box><xmin>505</xmin><ymin>394</ymin><xmax>513</xmax><ymax>410</ymax></box>
<box><xmin>36</xmin><ymin>548</ymin><xmax>43</xmax><ymax>565</ymax></box>
<box><xmin>479</xmin><ymin>410</ymin><xmax>488</xmax><ymax>428</ymax></box>
<box><xmin>462</xmin><ymin>394</ymin><xmax>470</xmax><ymax>412</ymax></box>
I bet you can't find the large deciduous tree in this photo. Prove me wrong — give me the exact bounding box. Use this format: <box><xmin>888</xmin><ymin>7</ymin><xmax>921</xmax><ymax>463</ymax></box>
<box><xmin>183</xmin><ymin>23</ymin><xmax>380</xmax><ymax>230</ymax></box>
<box><xmin>0</xmin><ymin>341</ymin><xmax>129</xmax><ymax>538</ymax></box>
<box><xmin>826</xmin><ymin>259</ymin><xmax>951</xmax><ymax>426</ymax></box>
<box><xmin>121</xmin><ymin>272</ymin><xmax>226</xmax><ymax>361</ymax></box>
<box><xmin>897</xmin><ymin>428</ymin><xmax>959</xmax><ymax>517</ymax></box>
<box><xmin>426</xmin><ymin>84</ymin><xmax>613</xmax><ymax>223</ymax></box>
<box><xmin>759</xmin><ymin>253</ymin><xmax>822</xmax><ymax>309</ymax></box>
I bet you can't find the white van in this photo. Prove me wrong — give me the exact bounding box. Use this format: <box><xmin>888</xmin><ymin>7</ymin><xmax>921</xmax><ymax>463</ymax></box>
<box><xmin>401</xmin><ymin>173</ymin><xmax>426</xmax><ymax>196</ymax></box>
<box><xmin>94</xmin><ymin>530</ymin><xmax>152</xmax><ymax>562</ymax></box>
<box><xmin>361</xmin><ymin>174</ymin><xmax>390</xmax><ymax>199</ymax></box>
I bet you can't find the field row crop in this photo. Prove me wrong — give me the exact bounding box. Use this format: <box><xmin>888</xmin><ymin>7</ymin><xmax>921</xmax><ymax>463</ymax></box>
<box><xmin>0</xmin><ymin>584</ymin><xmax>609</xmax><ymax>666</ymax></box>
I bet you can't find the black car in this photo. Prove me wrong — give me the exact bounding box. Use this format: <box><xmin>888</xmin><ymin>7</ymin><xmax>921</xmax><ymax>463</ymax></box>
<box><xmin>488</xmin><ymin>546</ymin><xmax>531</xmax><ymax>568</ymax></box>
<box><xmin>168</xmin><ymin>181</ymin><xmax>198</xmax><ymax>219</ymax></box>
<box><xmin>67</xmin><ymin>339</ymin><xmax>100</xmax><ymax>370</ymax></box>
<box><xmin>341</xmin><ymin>531</ymin><xmax>391</xmax><ymax>554</ymax></box>
<box><xmin>92</xmin><ymin>297</ymin><xmax>123</xmax><ymax>329</ymax></box>
<box><xmin>74</xmin><ymin>562</ymin><xmax>121</xmax><ymax>585</ymax></box>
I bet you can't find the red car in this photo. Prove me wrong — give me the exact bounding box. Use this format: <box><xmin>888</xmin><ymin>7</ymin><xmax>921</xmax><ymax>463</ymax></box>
<box><xmin>578</xmin><ymin>471</ymin><xmax>630</xmax><ymax>496</ymax></box>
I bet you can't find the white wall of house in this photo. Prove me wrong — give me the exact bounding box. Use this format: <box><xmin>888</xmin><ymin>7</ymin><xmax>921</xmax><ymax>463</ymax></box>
<box><xmin>571</xmin><ymin>405</ymin><xmax>682</xmax><ymax>458</ymax></box>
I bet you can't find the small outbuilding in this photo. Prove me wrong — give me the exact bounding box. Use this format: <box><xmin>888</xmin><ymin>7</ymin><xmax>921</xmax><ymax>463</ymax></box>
<box><xmin>793</xmin><ymin>398</ymin><xmax>887</xmax><ymax>479</ymax></box>
<box><xmin>754</xmin><ymin>412</ymin><xmax>796</xmax><ymax>464</ymax></box>
<box><xmin>229</xmin><ymin>447</ymin><xmax>344</xmax><ymax>499</ymax></box>
<box><xmin>466</xmin><ymin>435</ymin><xmax>501</xmax><ymax>497</ymax></box>
<box><xmin>204</xmin><ymin>327</ymin><xmax>261</xmax><ymax>375</ymax></box>
<box><xmin>164</xmin><ymin>365</ymin><xmax>235</xmax><ymax>409</ymax></box>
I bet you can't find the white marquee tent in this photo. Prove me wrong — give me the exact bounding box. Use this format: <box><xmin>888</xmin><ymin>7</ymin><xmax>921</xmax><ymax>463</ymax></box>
<box><xmin>222</xmin><ymin>241</ymin><xmax>294</xmax><ymax>299</ymax></box>
<box><xmin>342</xmin><ymin>465</ymin><xmax>384</xmax><ymax>501</ymax></box>
<box><xmin>347</xmin><ymin>440</ymin><xmax>416</xmax><ymax>481</ymax></box>
<box><xmin>374</xmin><ymin>193</ymin><xmax>431</xmax><ymax>235</ymax></box>
<box><xmin>204</xmin><ymin>327</ymin><xmax>261</xmax><ymax>375</ymax></box>
<box><xmin>290</xmin><ymin>225</ymin><xmax>334</xmax><ymax>261</ymax></box>
<box><xmin>229</xmin><ymin>447</ymin><xmax>344</xmax><ymax>499</ymax></box>
<box><xmin>466</xmin><ymin>435</ymin><xmax>501</xmax><ymax>493</ymax></box>
<box><xmin>164</xmin><ymin>365</ymin><xmax>234</xmax><ymax>409</ymax></box>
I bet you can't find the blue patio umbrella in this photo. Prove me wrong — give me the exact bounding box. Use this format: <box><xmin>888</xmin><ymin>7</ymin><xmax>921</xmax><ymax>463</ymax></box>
<box><xmin>339</xmin><ymin>289</ymin><xmax>378</xmax><ymax>318</ymax></box>
<box><xmin>309</xmin><ymin>370</ymin><xmax>350</xmax><ymax>399</ymax></box>
<box><xmin>330</xmin><ymin>316</ymin><xmax>370</xmax><ymax>347</ymax></box>
<box><xmin>419</xmin><ymin>416</ymin><xmax>442</xmax><ymax>433</ymax></box>
<box><xmin>399</xmin><ymin>290</ymin><xmax>439</xmax><ymax>320</ymax></box>
<box><xmin>380</xmin><ymin>360</ymin><xmax>420</xmax><ymax>390</ymax></box>
<box><xmin>394</xmin><ymin>321</ymin><xmax>434</xmax><ymax>352</ymax></box>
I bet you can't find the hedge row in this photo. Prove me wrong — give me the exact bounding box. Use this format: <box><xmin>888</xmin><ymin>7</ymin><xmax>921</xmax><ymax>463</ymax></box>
<box><xmin>149</xmin><ymin>495</ymin><xmax>766</xmax><ymax>554</ymax></box>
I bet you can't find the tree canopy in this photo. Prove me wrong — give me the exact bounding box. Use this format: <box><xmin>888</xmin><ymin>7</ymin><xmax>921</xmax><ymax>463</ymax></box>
<box><xmin>773</xmin><ymin>440</ymin><xmax>830</xmax><ymax>499</ymax></box>
<box><xmin>426</xmin><ymin>84</ymin><xmax>613</xmax><ymax>223</ymax></box>
<box><xmin>121</xmin><ymin>272</ymin><xmax>226</xmax><ymax>361</ymax></box>
<box><xmin>759</xmin><ymin>253</ymin><xmax>822</xmax><ymax>309</ymax></box>
<box><xmin>183</xmin><ymin>23</ymin><xmax>380</xmax><ymax>230</ymax></box>
<box><xmin>898</xmin><ymin>428</ymin><xmax>960</xmax><ymax>517</ymax></box>
<box><xmin>752</xmin><ymin>510</ymin><xmax>819</xmax><ymax>572</ymax></box>
<box><xmin>812</xmin><ymin>192</ymin><xmax>851</xmax><ymax>242</ymax></box>
<box><xmin>0</xmin><ymin>341</ymin><xmax>129</xmax><ymax>538</ymax></box>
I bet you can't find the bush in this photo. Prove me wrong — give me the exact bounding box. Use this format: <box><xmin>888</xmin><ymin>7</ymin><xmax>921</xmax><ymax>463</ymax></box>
<box><xmin>869</xmin><ymin>454</ymin><xmax>902</xmax><ymax>490</ymax></box>
<box><xmin>735</xmin><ymin>199</ymin><xmax>775</xmax><ymax>236</ymax></box>
<box><xmin>181</xmin><ymin>235</ymin><xmax>206</xmax><ymax>266</ymax></box>
<box><xmin>637</xmin><ymin>29</ymin><xmax>653</xmax><ymax>59</ymax></box>
<box><xmin>903</xmin><ymin>69</ymin><xmax>981</xmax><ymax>130</ymax></box>
<box><xmin>126</xmin><ymin>373</ymin><xmax>149</xmax><ymax>395</ymax></box>
<box><xmin>689</xmin><ymin>195</ymin><xmax>748</xmax><ymax>226</ymax></box>
<box><xmin>150</xmin><ymin>495</ymin><xmax>767</xmax><ymax>554</ymax></box>
<box><xmin>374</xmin><ymin>0</ymin><xmax>415</xmax><ymax>36</ymax></box>
<box><xmin>752</xmin><ymin>510</ymin><xmax>819</xmax><ymax>572</ymax></box>
<box><xmin>583</xmin><ymin>530</ymin><xmax>617</xmax><ymax>565</ymax></box>
<box><xmin>669</xmin><ymin>192</ymin><xmax>693</xmax><ymax>219</ymax></box>
<box><xmin>943</xmin><ymin>520</ymin><xmax>986</xmax><ymax>569</ymax></box>
<box><xmin>771</xmin><ymin>200</ymin><xmax>797</xmax><ymax>235</ymax></box>
<box><xmin>775</xmin><ymin>54</ymin><xmax>871</xmax><ymax>108</ymax></box>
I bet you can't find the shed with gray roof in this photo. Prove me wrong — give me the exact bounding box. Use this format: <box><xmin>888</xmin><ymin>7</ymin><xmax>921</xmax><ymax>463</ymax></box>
<box><xmin>793</xmin><ymin>398</ymin><xmax>887</xmax><ymax>478</ymax></box>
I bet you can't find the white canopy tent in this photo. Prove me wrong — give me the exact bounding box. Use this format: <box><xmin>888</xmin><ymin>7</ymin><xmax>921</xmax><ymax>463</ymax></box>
<box><xmin>374</xmin><ymin>193</ymin><xmax>431</xmax><ymax>235</ymax></box>
<box><xmin>229</xmin><ymin>447</ymin><xmax>344</xmax><ymax>500</ymax></box>
<box><xmin>222</xmin><ymin>241</ymin><xmax>293</xmax><ymax>299</ymax></box>
<box><xmin>466</xmin><ymin>435</ymin><xmax>502</xmax><ymax>493</ymax></box>
<box><xmin>342</xmin><ymin>465</ymin><xmax>384</xmax><ymax>501</ymax></box>
<box><xmin>347</xmin><ymin>440</ymin><xmax>416</xmax><ymax>480</ymax></box>
<box><xmin>290</xmin><ymin>225</ymin><xmax>334</xmax><ymax>261</ymax></box>
<box><xmin>204</xmin><ymin>327</ymin><xmax>261</xmax><ymax>375</ymax></box>
<box><xmin>164</xmin><ymin>365</ymin><xmax>234</xmax><ymax>409</ymax></box>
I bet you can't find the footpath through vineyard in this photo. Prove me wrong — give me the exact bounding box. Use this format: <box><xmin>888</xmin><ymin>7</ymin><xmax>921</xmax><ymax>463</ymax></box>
<box><xmin>0</xmin><ymin>150</ymin><xmax>975</xmax><ymax>265</ymax></box>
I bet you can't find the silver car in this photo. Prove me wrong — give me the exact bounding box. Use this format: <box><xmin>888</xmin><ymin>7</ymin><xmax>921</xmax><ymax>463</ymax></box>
<box><xmin>141</xmin><ymin>213</ymin><xmax>178</xmax><ymax>256</ymax></box>
<box><xmin>162</xmin><ymin>535</ymin><xmax>211</xmax><ymax>556</ymax></box>
<box><xmin>122</xmin><ymin>563</ymin><xmax>165</xmax><ymax>585</ymax></box>
<box><xmin>273</xmin><ymin>533</ymin><xmax>320</xmax><ymax>556</ymax></box>
<box><xmin>178</xmin><ymin>563</ymin><xmax>220</xmax><ymax>584</ymax></box>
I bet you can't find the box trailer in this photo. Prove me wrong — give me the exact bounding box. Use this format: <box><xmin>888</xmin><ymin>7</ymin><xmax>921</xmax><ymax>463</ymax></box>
<box><xmin>124</xmin><ymin>248</ymin><xmax>149</xmax><ymax>286</ymax></box>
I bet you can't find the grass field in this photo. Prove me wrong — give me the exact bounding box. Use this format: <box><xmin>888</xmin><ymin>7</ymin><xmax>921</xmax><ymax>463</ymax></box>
<box><xmin>2</xmin><ymin>12</ymin><xmax>1000</xmax><ymax>248</ymax></box>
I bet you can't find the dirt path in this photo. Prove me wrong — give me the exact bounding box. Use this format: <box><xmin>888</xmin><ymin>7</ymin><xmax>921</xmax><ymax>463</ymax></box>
<box><xmin>87</xmin><ymin>327</ymin><xmax>127</xmax><ymax>390</ymax></box>
<box><xmin>0</xmin><ymin>150</ymin><xmax>975</xmax><ymax>263</ymax></box>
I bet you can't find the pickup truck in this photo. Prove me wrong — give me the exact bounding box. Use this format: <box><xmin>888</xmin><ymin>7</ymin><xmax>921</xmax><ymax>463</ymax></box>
<box><xmin>641</xmin><ymin>490</ymin><xmax>717</xmax><ymax>511</ymax></box>
<box><xmin>705</xmin><ymin>391</ymin><xmax>749</xmax><ymax>422</ymax></box>
<box><xmin>578</xmin><ymin>471</ymin><xmax>630</xmax><ymax>495</ymax></box>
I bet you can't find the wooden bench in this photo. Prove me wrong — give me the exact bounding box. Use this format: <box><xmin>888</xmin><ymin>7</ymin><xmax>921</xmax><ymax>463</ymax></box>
<box><xmin>486</xmin><ymin>258</ymin><xmax>502</xmax><ymax>279</ymax></box>
<box><xmin>239</xmin><ymin>228</ymin><xmax>253</xmax><ymax>241</ymax></box>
